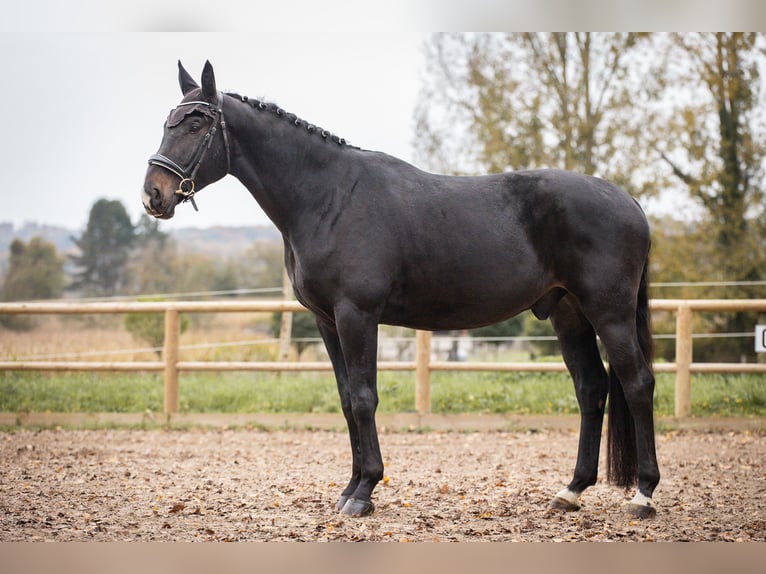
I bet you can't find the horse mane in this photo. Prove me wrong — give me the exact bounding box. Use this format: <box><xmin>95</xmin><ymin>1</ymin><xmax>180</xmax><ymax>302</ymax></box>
<box><xmin>227</xmin><ymin>92</ymin><xmax>359</xmax><ymax>149</ymax></box>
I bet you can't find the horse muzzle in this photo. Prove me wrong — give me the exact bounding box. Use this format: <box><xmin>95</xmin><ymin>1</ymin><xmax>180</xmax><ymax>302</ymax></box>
<box><xmin>142</xmin><ymin>174</ymin><xmax>179</xmax><ymax>220</ymax></box>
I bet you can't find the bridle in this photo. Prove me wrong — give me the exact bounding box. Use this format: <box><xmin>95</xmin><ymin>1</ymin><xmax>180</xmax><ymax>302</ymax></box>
<box><xmin>148</xmin><ymin>92</ymin><xmax>231</xmax><ymax>211</ymax></box>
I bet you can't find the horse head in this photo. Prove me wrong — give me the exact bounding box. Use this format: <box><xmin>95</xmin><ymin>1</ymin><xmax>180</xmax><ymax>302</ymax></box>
<box><xmin>143</xmin><ymin>61</ymin><xmax>230</xmax><ymax>219</ymax></box>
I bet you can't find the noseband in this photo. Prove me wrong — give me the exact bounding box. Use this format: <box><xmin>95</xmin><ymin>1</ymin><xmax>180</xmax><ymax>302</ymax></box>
<box><xmin>148</xmin><ymin>92</ymin><xmax>231</xmax><ymax>211</ymax></box>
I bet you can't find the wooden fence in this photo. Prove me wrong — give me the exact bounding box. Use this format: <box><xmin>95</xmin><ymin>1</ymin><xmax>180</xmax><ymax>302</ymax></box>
<box><xmin>1</xmin><ymin>299</ymin><xmax>765</xmax><ymax>418</ymax></box>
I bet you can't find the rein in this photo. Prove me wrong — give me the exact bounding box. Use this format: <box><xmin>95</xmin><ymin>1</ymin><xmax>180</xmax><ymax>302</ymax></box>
<box><xmin>148</xmin><ymin>92</ymin><xmax>231</xmax><ymax>211</ymax></box>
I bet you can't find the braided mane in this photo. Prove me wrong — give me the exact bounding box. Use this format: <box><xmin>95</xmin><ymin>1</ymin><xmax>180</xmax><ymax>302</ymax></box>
<box><xmin>227</xmin><ymin>92</ymin><xmax>358</xmax><ymax>149</ymax></box>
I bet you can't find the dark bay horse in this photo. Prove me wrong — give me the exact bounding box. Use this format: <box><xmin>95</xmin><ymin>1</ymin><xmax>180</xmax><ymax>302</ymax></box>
<box><xmin>143</xmin><ymin>61</ymin><xmax>660</xmax><ymax>519</ymax></box>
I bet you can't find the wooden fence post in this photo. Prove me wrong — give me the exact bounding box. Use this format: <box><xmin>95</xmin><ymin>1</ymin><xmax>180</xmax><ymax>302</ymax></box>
<box><xmin>278</xmin><ymin>267</ymin><xmax>293</xmax><ymax>362</ymax></box>
<box><xmin>415</xmin><ymin>330</ymin><xmax>432</xmax><ymax>414</ymax></box>
<box><xmin>675</xmin><ymin>304</ymin><xmax>693</xmax><ymax>418</ymax></box>
<box><xmin>163</xmin><ymin>308</ymin><xmax>180</xmax><ymax>416</ymax></box>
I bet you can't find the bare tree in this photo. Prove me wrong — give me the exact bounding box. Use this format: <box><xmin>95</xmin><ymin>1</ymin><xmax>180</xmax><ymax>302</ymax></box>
<box><xmin>414</xmin><ymin>33</ymin><xmax>659</xmax><ymax>197</ymax></box>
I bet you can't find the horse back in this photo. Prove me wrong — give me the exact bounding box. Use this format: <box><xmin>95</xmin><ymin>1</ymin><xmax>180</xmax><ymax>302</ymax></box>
<box><xmin>291</xmin><ymin>156</ymin><xmax>649</xmax><ymax>330</ymax></box>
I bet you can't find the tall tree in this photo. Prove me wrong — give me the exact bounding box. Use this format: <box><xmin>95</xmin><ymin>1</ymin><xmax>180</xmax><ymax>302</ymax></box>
<box><xmin>1</xmin><ymin>237</ymin><xmax>65</xmax><ymax>301</ymax></box>
<box><xmin>415</xmin><ymin>33</ymin><xmax>658</xmax><ymax>196</ymax></box>
<box><xmin>660</xmin><ymin>33</ymin><xmax>765</xmax><ymax>285</ymax></box>
<box><xmin>658</xmin><ymin>33</ymin><xmax>766</xmax><ymax>360</ymax></box>
<box><xmin>125</xmin><ymin>214</ymin><xmax>176</xmax><ymax>295</ymax></box>
<box><xmin>0</xmin><ymin>236</ymin><xmax>65</xmax><ymax>330</ymax></box>
<box><xmin>69</xmin><ymin>199</ymin><xmax>136</xmax><ymax>297</ymax></box>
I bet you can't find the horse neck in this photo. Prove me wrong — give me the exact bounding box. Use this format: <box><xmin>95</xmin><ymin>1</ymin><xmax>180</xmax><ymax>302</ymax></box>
<box><xmin>225</xmin><ymin>97</ymin><xmax>349</xmax><ymax>236</ymax></box>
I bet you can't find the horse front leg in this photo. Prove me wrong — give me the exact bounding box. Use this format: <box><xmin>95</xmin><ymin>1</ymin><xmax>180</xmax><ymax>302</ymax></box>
<box><xmin>316</xmin><ymin>319</ymin><xmax>362</xmax><ymax>512</ymax></box>
<box><xmin>332</xmin><ymin>302</ymin><xmax>383</xmax><ymax>517</ymax></box>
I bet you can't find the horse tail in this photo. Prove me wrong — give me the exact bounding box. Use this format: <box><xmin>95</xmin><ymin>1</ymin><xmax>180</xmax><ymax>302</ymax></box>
<box><xmin>607</xmin><ymin>252</ymin><xmax>653</xmax><ymax>488</ymax></box>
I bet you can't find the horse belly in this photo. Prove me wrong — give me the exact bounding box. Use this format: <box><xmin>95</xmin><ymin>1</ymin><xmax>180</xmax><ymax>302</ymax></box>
<box><xmin>381</xmin><ymin>254</ymin><xmax>546</xmax><ymax>331</ymax></box>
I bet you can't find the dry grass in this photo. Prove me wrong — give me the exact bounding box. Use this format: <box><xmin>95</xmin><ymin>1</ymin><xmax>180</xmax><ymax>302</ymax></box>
<box><xmin>0</xmin><ymin>314</ymin><xmax>283</xmax><ymax>362</ymax></box>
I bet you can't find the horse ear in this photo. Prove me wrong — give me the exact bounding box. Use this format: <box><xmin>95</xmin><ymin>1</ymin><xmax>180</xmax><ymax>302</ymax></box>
<box><xmin>178</xmin><ymin>61</ymin><xmax>199</xmax><ymax>95</ymax></box>
<box><xmin>200</xmin><ymin>60</ymin><xmax>217</xmax><ymax>103</ymax></box>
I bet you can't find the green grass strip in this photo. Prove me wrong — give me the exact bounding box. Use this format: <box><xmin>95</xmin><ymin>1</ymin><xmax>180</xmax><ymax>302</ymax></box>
<box><xmin>1</xmin><ymin>370</ymin><xmax>764</xmax><ymax>417</ymax></box>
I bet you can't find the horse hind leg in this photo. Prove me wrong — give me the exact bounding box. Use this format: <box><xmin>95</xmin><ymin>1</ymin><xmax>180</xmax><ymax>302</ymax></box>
<box><xmin>593</xmin><ymin>312</ymin><xmax>660</xmax><ymax>519</ymax></box>
<box><xmin>547</xmin><ymin>296</ymin><xmax>609</xmax><ymax>513</ymax></box>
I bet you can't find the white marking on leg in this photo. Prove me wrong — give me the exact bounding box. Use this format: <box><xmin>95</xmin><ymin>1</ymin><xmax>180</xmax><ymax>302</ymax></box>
<box><xmin>555</xmin><ymin>488</ymin><xmax>581</xmax><ymax>508</ymax></box>
<box><xmin>630</xmin><ymin>491</ymin><xmax>654</xmax><ymax>508</ymax></box>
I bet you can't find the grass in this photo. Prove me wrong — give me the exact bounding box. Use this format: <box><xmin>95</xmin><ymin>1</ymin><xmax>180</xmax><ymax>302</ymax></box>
<box><xmin>1</xmin><ymin>370</ymin><xmax>764</xmax><ymax>417</ymax></box>
<box><xmin>1</xmin><ymin>316</ymin><xmax>763</xmax><ymax>419</ymax></box>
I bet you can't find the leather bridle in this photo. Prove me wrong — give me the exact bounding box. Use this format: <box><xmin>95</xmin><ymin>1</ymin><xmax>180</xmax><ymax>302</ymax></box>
<box><xmin>148</xmin><ymin>92</ymin><xmax>231</xmax><ymax>211</ymax></box>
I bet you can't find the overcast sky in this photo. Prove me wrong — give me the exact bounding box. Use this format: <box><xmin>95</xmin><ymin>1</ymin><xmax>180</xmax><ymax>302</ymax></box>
<box><xmin>2</xmin><ymin>1</ymin><xmax>763</xmax><ymax>232</ymax></box>
<box><xmin>0</xmin><ymin>32</ymin><xmax>425</xmax><ymax>231</ymax></box>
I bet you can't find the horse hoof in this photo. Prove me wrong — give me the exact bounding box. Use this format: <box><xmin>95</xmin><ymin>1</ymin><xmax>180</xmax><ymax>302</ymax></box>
<box><xmin>548</xmin><ymin>488</ymin><xmax>581</xmax><ymax>513</ymax></box>
<box><xmin>549</xmin><ymin>496</ymin><xmax>581</xmax><ymax>513</ymax></box>
<box><xmin>336</xmin><ymin>495</ymin><xmax>350</xmax><ymax>512</ymax></box>
<box><xmin>627</xmin><ymin>503</ymin><xmax>657</xmax><ymax>519</ymax></box>
<box><xmin>340</xmin><ymin>497</ymin><xmax>375</xmax><ymax>517</ymax></box>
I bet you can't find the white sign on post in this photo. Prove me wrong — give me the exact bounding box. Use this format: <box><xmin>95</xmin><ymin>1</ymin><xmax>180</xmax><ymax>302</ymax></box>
<box><xmin>756</xmin><ymin>325</ymin><xmax>766</xmax><ymax>353</ymax></box>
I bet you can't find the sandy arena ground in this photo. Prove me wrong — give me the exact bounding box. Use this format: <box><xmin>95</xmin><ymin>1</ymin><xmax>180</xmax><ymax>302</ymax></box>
<box><xmin>1</xmin><ymin>428</ymin><xmax>764</xmax><ymax>542</ymax></box>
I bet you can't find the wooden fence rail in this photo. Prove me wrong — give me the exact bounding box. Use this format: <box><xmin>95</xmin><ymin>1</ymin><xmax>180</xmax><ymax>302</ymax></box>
<box><xmin>1</xmin><ymin>299</ymin><xmax>765</xmax><ymax>418</ymax></box>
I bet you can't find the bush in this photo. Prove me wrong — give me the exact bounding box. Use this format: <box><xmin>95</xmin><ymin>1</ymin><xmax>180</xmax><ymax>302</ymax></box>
<box><xmin>124</xmin><ymin>303</ymin><xmax>188</xmax><ymax>354</ymax></box>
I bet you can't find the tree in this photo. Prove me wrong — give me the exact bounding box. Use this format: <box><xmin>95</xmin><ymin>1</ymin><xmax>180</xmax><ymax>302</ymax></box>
<box><xmin>658</xmin><ymin>33</ymin><xmax>766</xmax><ymax>360</ymax></box>
<box><xmin>415</xmin><ymin>33</ymin><xmax>661</xmax><ymax>352</ymax></box>
<box><xmin>70</xmin><ymin>199</ymin><xmax>136</xmax><ymax>297</ymax></box>
<box><xmin>0</xmin><ymin>236</ymin><xmax>65</xmax><ymax>330</ymax></box>
<box><xmin>270</xmin><ymin>312</ymin><xmax>320</xmax><ymax>356</ymax></box>
<box><xmin>469</xmin><ymin>316</ymin><xmax>524</xmax><ymax>356</ymax></box>
<box><xmin>660</xmin><ymin>33</ymin><xmax>765</xmax><ymax>284</ymax></box>
<box><xmin>125</xmin><ymin>214</ymin><xmax>176</xmax><ymax>295</ymax></box>
<box><xmin>648</xmin><ymin>215</ymin><xmax>720</xmax><ymax>361</ymax></box>
<box><xmin>212</xmin><ymin>259</ymin><xmax>240</xmax><ymax>294</ymax></box>
<box><xmin>238</xmin><ymin>241</ymin><xmax>284</xmax><ymax>292</ymax></box>
<box><xmin>415</xmin><ymin>33</ymin><xmax>766</xmax><ymax>361</ymax></box>
<box><xmin>415</xmin><ymin>33</ymin><xmax>658</xmax><ymax>196</ymax></box>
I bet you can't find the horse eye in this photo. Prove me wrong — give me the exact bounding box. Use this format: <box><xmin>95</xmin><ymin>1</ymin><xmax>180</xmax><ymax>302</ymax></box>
<box><xmin>189</xmin><ymin>120</ymin><xmax>202</xmax><ymax>133</ymax></box>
